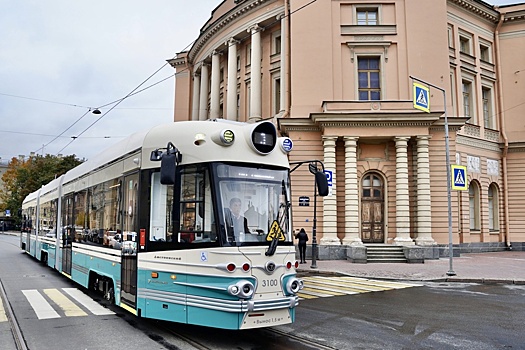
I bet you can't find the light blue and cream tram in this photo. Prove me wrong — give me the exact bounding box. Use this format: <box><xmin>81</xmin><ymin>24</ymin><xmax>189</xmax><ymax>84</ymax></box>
<box><xmin>20</xmin><ymin>119</ymin><xmax>327</xmax><ymax>329</ymax></box>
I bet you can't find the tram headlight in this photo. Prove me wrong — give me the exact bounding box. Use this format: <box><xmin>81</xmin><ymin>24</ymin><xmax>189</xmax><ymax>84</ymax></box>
<box><xmin>228</xmin><ymin>280</ymin><xmax>255</xmax><ymax>299</ymax></box>
<box><xmin>285</xmin><ymin>277</ymin><xmax>303</xmax><ymax>295</ymax></box>
<box><xmin>246</xmin><ymin>121</ymin><xmax>277</xmax><ymax>155</ymax></box>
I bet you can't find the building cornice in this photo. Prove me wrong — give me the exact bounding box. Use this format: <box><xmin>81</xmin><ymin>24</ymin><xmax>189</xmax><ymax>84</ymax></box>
<box><xmin>187</xmin><ymin>0</ymin><xmax>278</xmax><ymax>64</ymax></box>
<box><xmin>456</xmin><ymin>134</ymin><xmax>502</xmax><ymax>152</ymax></box>
<box><xmin>448</xmin><ymin>0</ymin><xmax>499</xmax><ymax>23</ymax></box>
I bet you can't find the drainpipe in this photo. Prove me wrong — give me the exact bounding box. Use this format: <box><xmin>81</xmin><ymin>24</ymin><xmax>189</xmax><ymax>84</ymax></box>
<box><xmin>494</xmin><ymin>11</ymin><xmax>511</xmax><ymax>249</ymax></box>
<box><xmin>282</xmin><ymin>0</ymin><xmax>291</xmax><ymax>119</ymax></box>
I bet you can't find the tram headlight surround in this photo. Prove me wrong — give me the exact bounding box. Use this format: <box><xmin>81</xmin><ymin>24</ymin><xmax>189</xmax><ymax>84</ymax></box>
<box><xmin>248</xmin><ymin>121</ymin><xmax>277</xmax><ymax>155</ymax></box>
<box><xmin>228</xmin><ymin>280</ymin><xmax>255</xmax><ymax>299</ymax></box>
<box><xmin>285</xmin><ymin>277</ymin><xmax>303</xmax><ymax>295</ymax></box>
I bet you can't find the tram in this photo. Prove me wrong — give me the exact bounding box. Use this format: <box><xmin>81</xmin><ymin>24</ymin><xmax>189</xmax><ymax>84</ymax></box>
<box><xmin>20</xmin><ymin>119</ymin><xmax>328</xmax><ymax>330</ymax></box>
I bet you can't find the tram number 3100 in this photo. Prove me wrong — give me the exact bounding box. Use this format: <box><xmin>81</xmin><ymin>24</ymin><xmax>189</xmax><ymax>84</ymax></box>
<box><xmin>261</xmin><ymin>279</ymin><xmax>279</xmax><ymax>287</ymax></box>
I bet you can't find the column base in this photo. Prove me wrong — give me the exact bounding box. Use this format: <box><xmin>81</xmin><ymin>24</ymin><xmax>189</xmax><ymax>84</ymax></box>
<box><xmin>342</xmin><ymin>237</ymin><xmax>364</xmax><ymax>246</ymax></box>
<box><xmin>415</xmin><ymin>237</ymin><xmax>436</xmax><ymax>246</ymax></box>
<box><xmin>394</xmin><ymin>237</ymin><xmax>415</xmax><ymax>246</ymax></box>
<box><xmin>320</xmin><ymin>237</ymin><xmax>341</xmax><ymax>245</ymax></box>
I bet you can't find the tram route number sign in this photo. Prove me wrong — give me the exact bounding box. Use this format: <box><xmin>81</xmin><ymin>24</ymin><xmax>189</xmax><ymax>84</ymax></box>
<box><xmin>266</xmin><ymin>220</ymin><xmax>286</xmax><ymax>242</ymax></box>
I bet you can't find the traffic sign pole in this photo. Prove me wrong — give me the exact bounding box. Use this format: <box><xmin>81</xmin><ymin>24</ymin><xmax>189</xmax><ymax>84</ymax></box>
<box><xmin>410</xmin><ymin>76</ymin><xmax>456</xmax><ymax>276</ymax></box>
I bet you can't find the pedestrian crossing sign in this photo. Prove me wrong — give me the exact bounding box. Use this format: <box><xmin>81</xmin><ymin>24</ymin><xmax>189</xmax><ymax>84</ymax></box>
<box><xmin>413</xmin><ymin>82</ymin><xmax>430</xmax><ymax>113</ymax></box>
<box><xmin>451</xmin><ymin>165</ymin><xmax>468</xmax><ymax>191</ymax></box>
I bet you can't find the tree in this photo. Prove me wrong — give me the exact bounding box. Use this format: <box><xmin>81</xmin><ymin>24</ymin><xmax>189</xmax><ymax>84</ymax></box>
<box><xmin>0</xmin><ymin>154</ymin><xmax>83</xmax><ymax>226</ymax></box>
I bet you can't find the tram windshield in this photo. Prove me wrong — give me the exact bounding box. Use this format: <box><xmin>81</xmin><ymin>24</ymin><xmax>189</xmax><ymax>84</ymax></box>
<box><xmin>214</xmin><ymin>163</ymin><xmax>292</xmax><ymax>246</ymax></box>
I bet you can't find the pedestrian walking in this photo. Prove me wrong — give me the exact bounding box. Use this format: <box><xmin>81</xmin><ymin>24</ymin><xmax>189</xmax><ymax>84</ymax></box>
<box><xmin>295</xmin><ymin>228</ymin><xmax>309</xmax><ymax>263</ymax></box>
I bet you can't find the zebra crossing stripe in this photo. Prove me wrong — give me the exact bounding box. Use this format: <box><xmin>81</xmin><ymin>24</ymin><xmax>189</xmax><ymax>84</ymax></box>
<box><xmin>44</xmin><ymin>289</ymin><xmax>87</xmax><ymax>317</ymax></box>
<box><xmin>22</xmin><ymin>290</ymin><xmax>60</xmax><ymax>319</ymax></box>
<box><xmin>299</xmin><ymin>276</ymin><xmax>421</xmax><ymax>300</ymax></box>
<box><xmin>0</xmin><ymin>297</ymin><xmax>7</xmax><ymax>322</ymax></box>
<box><xmin>62</xmin><ymin>288</ymin><xmax>115</xmax><ymax>315</ymax></box>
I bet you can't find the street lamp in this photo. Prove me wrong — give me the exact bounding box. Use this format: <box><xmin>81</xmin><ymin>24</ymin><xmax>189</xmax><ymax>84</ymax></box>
<box><xmin>290</xmin><ymin>160</ymin><xmax>329</xmax><ymax>269</ymax></box>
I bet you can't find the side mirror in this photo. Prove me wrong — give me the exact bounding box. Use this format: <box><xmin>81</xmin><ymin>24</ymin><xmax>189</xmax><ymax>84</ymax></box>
<box><xmin>315</xmin><ymin>171</ymin><xmax>329</xmax><ymax>196</ymax></box>
<box><xmin>150</xmin><ymin>149</ymin><xmax>163</xmax><ymax>161</ymax></box>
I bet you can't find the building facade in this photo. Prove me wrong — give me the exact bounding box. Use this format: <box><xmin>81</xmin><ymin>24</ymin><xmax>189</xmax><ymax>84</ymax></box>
<box><xmin>170</xmin><ymin>0</ymin><xmax>525</xmax><ymax>257</ymax></box>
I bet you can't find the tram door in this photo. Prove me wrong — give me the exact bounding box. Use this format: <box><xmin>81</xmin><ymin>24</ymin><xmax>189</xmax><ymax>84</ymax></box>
<box><xmin>360</xmin><ymin>173</ymin><xmax>385</xmax><ymax>243</ymax></box>
<box><xmin>120</xmin><ymin>173</ymin><xmax>139</xmax><ymax>307</ymax></box>
<box><xmin>62</xmin><ymin>195</ymin><xmax>74</xmax><ymax>275</ymax></box>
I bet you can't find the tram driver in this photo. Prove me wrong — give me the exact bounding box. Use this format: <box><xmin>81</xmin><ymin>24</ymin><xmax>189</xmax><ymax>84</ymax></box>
<box><xmin>224</xmin><ymin>197</ymin><xmax>250</xmax><ymax>243</ymax></box>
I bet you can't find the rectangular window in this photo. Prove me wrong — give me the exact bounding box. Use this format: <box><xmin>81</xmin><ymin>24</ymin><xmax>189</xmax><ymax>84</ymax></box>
<box><xmin>480</xmin><ymin>44</ymin><xmax>490</xmax><ymax>62</ymax></box>
<box><xmin>460</xmin><ymin>36</ymin><xmax>471</xmax><ymax>55</ymax></box>
<box><xmin>448</xmin><ymin>25</ymin><xmax>454</xmax><ymax>48</ymax></box>
<box><xmin>358</xmin><ymin>57</ymin><xmax>381</xmax><ymax>101</ymax></box>
<box><xmin>482</xmin><ymin>87</ymin><xmax>492</xmax><ymax>129</ymax></box>
<box><xmin>273</xmin><ymin>77</ymin><xmax>281</xmax><ymax>115</ymax></box>
<box><xmin>272</xmin><ymin>31</ymin><xmax>281</xmax><ymax>55</ymax></box>
<box><xmin>357</xmin><ymin>8</ymin><xmax>378</xmax><ymax>25</ymax></box>
<box><xmin>462</xmin><ymin>80</ymin><xmax>472</xmax><ymax>119</ymax></box>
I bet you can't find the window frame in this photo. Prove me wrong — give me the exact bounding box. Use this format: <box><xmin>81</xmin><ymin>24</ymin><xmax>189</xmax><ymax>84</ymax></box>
<box><xmin>357</xmin><ymin>56</ymin><xmax>382</xmax><ymax>101</ymax></box>
<box><xmin>469</xmin><ymin>181</ymin><xmax>481</xmax><ymax>231</ymax></box>
<box><xmin>356</xmin><ymin>7</ymin><xmax>379</xmax><ymax>26</ymax></box>
<box><xmin>488</xmin><ymin>183</ymin><xmax>499</xmax><ymax>232</ymax></box>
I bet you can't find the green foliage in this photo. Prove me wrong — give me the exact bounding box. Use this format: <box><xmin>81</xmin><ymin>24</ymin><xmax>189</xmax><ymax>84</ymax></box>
<box><xmin>0</xmin><ymin>154</ymin><xmax>83</xmax><ymax>224</ymax></box>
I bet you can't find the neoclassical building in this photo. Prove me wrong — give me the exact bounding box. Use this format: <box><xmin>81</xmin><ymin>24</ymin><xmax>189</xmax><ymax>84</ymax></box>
<box><xmin>169</xmin><ymin>0</ymin><xmax>525</xmax><ymax>258</ymax></box>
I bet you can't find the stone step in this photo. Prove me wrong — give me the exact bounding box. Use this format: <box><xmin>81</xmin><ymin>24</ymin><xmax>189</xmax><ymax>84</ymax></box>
<box><xmin>367</xmin><ymin>257</ymin><xmax>408</xmax><ymax>263</ymax></box>
<box><xmin>364</xmin><ymin>244</ymin><xmax>407</xmax><ymax>263</ymax></box>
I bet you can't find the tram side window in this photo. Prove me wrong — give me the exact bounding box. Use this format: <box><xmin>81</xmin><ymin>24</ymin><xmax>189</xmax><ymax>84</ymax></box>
<box><xmin>149</xmin><ymin>168</ymin><xmax>216</xmax><ymax>245</ymax></box>
<box><xmin>150</xmin><ymin>172</ymin><xmax>173</xmax><ymax>242</ymax></box>
<box><xmin>73</xmin><ymin>190</ymin><xmax>88</xmax><ymax>242</ymax></box>
<box><xmin>178</xmin><ymin>167</ymin><xmax>216</xmax><ymax>244</ymax></box>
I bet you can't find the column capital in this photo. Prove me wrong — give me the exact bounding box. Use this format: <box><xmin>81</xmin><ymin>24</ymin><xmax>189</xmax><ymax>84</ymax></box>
<box><xmin>343</xmin><ymin>136</ymin><xmax>359</xmax><ymax>146</ymax></box>
<box><xmin>248</xmin><ymin>24</ymin><xmax>263</xmax><ymax>34</ymax></box>
<box><xmin>212</xmin><ymin>50</ymin><xmax>222</xmax><ymax>56</ymax></box>
<box><xmin>225</xmin><ymin>38</ymin><xmax>240</xmax><ymax>46</ymax></box>
<box><xmin>322</xmin><ymin>135</ymin><xmax>338</xmax><ymax>143</ymax></box>
<box><xmin>416</xmin><ymin>135</ymin><xmax>431</xmax><ymax>141</ymax></box>
<box><xmin>394</xmin><ymin>136</ymin><xmax>410</xmax><ymax>143</ymax></box>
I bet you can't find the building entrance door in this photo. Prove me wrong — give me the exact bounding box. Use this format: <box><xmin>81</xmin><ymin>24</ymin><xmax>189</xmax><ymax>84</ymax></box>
<box><xmin>361</xmin><ymin>173</ymin><xmax>384</xmax><ymax>243</ymax></box>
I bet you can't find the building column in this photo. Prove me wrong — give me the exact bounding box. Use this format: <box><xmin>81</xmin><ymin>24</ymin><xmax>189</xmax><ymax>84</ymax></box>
<box><xmin>249</xmin><ymin>25</ymin><xmax>262</xmax><ymax>122</ymax></box>
<box><xmin>226</xmin><ymin>39</ymin><xmax>238</xmax><ymax>121</ymax></box>
<box><xmin>198</xmin><ymin>63</ymin><xmax>209</xmax><ymax>121</ymax></box>
<box><xmin>321</xmin><ymin>136</ymin><xmax>340</xmax><ymax>245</ymax></box>
<box><xmin>415</xmin><ymin>135</ymin><xmax>435</xmax><ymax>245</ymax></box>
<box><xmin>394</xmin><ymin>137</ymin><xmax>414</xmax><ymax>245</ymax></box>
<box><xmin>342</xmin><ymin>136</ymin><xmax>362</xmax><ymax>245</ymax></box>
<box><xmin>191</xmin><ymin>72</ymin><xmax>200</xmax><ymax>121</ymax></box>
<box><xmin>279</xmin><ymin>14</ymin><xmax>286</xmax><ymax>113</ymax></box>
<box><xmin>210</xmin><ymin>51</ymin><xmax>221</xmax><ymax>119</ymax></box>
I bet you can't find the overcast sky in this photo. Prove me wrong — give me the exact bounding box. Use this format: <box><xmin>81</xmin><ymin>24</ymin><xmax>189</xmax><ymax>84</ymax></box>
<box><xmin>0</xmin><ymin>0</ymin><xmax>218</xmax><ymax>161</ymax></box>
<box><xmin>0</xmin><ymin>0</ymin><xmax>519</xmax><ymax>162</ymax></box>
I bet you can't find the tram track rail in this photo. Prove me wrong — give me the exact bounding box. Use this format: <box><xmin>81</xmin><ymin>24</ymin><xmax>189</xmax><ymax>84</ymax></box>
<box><xmin>0</xmin><ymin>279</ymin><xmax>28</xmax><ymax>350</ymax></box>
<box><xmin>156</xmin><ymin>320</ymin><xmax>338</xmax><ymax>350</ymax></box>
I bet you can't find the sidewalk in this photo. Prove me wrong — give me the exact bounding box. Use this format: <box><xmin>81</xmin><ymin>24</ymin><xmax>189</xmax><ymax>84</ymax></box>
<box><xmin>297</xmin><ymin>251</ymin><xmax>525</xmax><ymax>285</ymax></box>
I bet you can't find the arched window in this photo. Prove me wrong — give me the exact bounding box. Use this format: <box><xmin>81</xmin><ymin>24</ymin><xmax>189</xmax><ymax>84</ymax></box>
<box><xmin>488</xmin><ymin>183</ymin><xmax>499</xmax><ymax>231</ymax></box>
<box><xmin>469</xmin><ymin>181</ymin><xmax>480</xmax><ymax>231</ymax></box>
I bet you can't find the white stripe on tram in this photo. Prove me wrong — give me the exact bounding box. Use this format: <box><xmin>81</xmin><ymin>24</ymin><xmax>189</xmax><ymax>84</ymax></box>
<box><xmin>62</xmin><ymin>288</ymin><xmax>115</xmax><ymax>316</ymax></box>
<box><xmin>22</xmin><ymin>290</ymin><xmax>60</xmax><ymax>319</ymax></box>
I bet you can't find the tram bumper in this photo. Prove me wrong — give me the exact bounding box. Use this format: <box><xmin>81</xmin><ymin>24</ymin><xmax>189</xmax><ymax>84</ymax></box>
<box><xmin>239</xmin><ymin>295</ymin><xmax>299</xmax><ymax>329</ymax></box>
